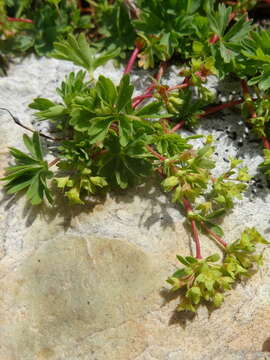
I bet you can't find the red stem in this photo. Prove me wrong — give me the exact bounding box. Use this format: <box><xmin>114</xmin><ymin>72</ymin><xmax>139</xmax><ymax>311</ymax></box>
<box><xmin>200</xmin><ymin>222</ymin><xmax>228</xmax><ymax>248</ymax></box>
<box><xmin>170</xmin><ymin>98</ymin><xmax>243</xmax><ymax>132</ymax></box>
<box><xmin>172</xmin><ymin>120</ymin><xmax>185</xmax><ymax>132</ymax></box>
<box><xmin>146</xmin><ymin>145</ymin><xmax>166</xmax><ymax>161</ymax></box>
<box><xmin>148</xmin><ymin>146</ymin><xmax>203</xmax><ymax>258</ymax></box>
<box><xmin>167</xmin><ymin>83</ymin><xmax>189</xmax><ymax>92</ymax></box>
<box><xmin>209</xmin><ymin>34</ymin><xmax>219</xmax><ymax>44</ymax></box>
<box><xmin>182</xmin><ymin>198</ymin><xmax>202</xmax><ymax>259</ymax></box>
<box><xmin>132</xmin><ymin>93</ymin><xmax>153</xmax><ymax>107</ymax></box>
<box><xmin>199</xmin><ymin>99</ymin><xmax>243</xmax><ymax>117</ymax></box>
<box><xmin>262</xmin><ymin>137</ymin><xmax>270</xmax><ymax>150</ymax></box>
<box><xmin>132</xmin><ymin>62</ymin><xmax>167</xmax><ymax>108</ymax></box>
<box><xmin>132</xmin><ymin>82</ymin><xmax>189</xmax><ymax>108</ymax></box>
<box><xmin>7</xmin><ymin>17</ymin><xmax>33</xmax><ymax>23</ymax></box>
<box><xmin>124</xmin><ymin>46</ymin><xmax>140</xmax><ymax>75</ymax></box>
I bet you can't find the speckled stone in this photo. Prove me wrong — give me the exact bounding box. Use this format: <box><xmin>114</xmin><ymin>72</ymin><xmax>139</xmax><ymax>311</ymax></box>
<box><xmin>0</xmin><ymin>56</ymin><xmax>270</xmax><ymax>360</ymax></box>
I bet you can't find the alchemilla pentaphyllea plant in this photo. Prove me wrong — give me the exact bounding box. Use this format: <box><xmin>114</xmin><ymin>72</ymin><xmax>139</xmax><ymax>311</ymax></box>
<box><xmin>1</xmin><ymin>0</ymin><xmax>270</xmax><ymax>313</ymax></box>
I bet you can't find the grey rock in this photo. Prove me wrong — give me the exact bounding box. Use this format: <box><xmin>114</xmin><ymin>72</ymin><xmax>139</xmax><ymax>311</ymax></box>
<box><xmin>0</xmin><ymin>56</ymin><xmax>270</xmax><ymax>360</ymax></box>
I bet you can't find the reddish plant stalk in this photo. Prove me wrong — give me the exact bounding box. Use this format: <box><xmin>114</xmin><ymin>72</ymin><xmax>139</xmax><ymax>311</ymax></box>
<box><xmin>171</xmin><ymin>99</ymin><xmax>243</xmax><ymax>133</ymax></box>
<box><xmin>167</xmin><ymin>83</ymin><xmax>189</xmax><ymax>92</ymax></box>
<box><xmin>199</xmin><ymin>99</ymin><xmax>244</xmax><ymax>118</ymax></box>
<box><xmin>262</xmin><ymin>137</ymin><xmax>270</xmax><ymax>150</ymax></box>
<box><xmin>171</xmin><ymin>120</ymin><xmax>185</xmax><ymax>132</ymax></box>
<box><xmin>7</xmin><ymin>17</ymin><xmax>33</xmax><ymax>23</ymax></box>
<box><xmin>148</xmin><ymin>145</ymin><xmax>203</xmax><ymax>258</ymax></box>
<box><xmin>182</xmin><ymin>198</ymin><xmax>202</xmax><ymax>259</ymax></box>
<box><xmin>124</xmin><ymin>46</ymin><xmax>141</xmax><ymax>75</ymax></box>
<box><xmin>209</xmin><ymin>34</ymin><xmax>219</xmax><ymax>44</ymax></box>
<box><xmin>132</xmin><ymin>81</ymin><xmax>189</xmax><ymax>108</ymax></box>
<box><xmin>200</xmin><ymin>222</ymin><xmax>228</xmax><ymax>248</ymax></box>
<box><xmin>132</xmin><ymin>93</ymin><xmax>153</xmax><ymax>107</ymax></box>
<box><xmin>146</xmin><ymin>145</ymin><xmax>166</xmax><ymax>161</ymax></box>
<box><xmin>132</xmin><ymin>62</ymin><xmax>167</xmax><ymax>108</ymax></box>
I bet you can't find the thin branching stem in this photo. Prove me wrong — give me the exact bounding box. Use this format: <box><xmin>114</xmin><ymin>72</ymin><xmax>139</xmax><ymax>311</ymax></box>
<box><xmin>200</xmin><ymin>222</ymin><xmax>228</xmax><ymax>248</ymax></box>
<box><xmin>145</xmin><ymin>145</ymin><xmax>166</xmax><ymax>161</ymax></box>
<box><xmin>7</xmin><ymin>17</ymin><xmax>33</xmax><ymax>23</ymax></box>
<box><xmin>199</xmin><ymin>99</ymin><xmax>244</xmax><ymax>117</ymax></box>
<box><xmin>0</xmin><ymin>108</ymin><xmax>63</xmax><ymax>141</ymax></box>
<box><xmin>182</xmin><ymin>198</ymin><xmax>202</xmax><ymax>259</ymax></box>
<box><xmin>132</xmin><ymin>62</ymin><xmax>167</xmax><ymax>108</ymax></box>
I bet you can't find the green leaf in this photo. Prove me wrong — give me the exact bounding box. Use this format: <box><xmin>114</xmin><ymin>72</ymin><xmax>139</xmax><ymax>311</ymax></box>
<box><xmin>88</xmin><ymin>117</ymin><xmax>113</xmax><ymax>144</ymax></box>
<box><xmin>23</xmin><ymin>134</ymin><xmax>35</xmax><ymax>155</ymax></box>
<box><xmin>204</xmin><ymin>221</ymin><xmax>225</xmax><ymax>238</ymax></box>
<box><xmin>134</xmin><ymin>101</ymin><xmax>162</xmax><ymax>117</ymax></box>
<box><xmin>51</xmin><ymin>33</ymin><xmax>95</xmax><ymax>72</ymax></box>
<box><xmin>162</xmin><ymin>176</ymin><xmax>179</xmax><ymax>191</ymax></box>
<box><xmin>119</xmin><ymin>116</ymin><xmax>133</xmax><ymax>147</ymax></box>
<box><xmin>90</xmin><ymin>176</ymin><xmax>108</xmax><ymax>187</ymax></box>
<box><xmin>34</xmin><ymin>105</ymin><xmax>66</xmax><ymax>121</ymax></box>
<box><xmin>29</xmin><ymin>98</ymin><xmax>56</xmax><ymax>111</ymax></box>
<box><xmin>223</xmin><ymin>15</ymin><xmax>251</xmax><ymax>43</ymax></box>
<box><xmin>187</xmin><ymin>286</ymin><xmax>201</xmax><ymax>304</ymax></box>
<box><xmin>5</xmin><ymin>178</ymin><xmax>33</xmax><ymax>194</ymax></box>
<box><xmin>26</xmin><ymin>174</ymin><xmax>43</xmax><ymax>205</ymax></box>
<box><xmin>172</xmin><ymin>268</ymin><xmax>189</xmax><ymax>279</ymax></box>
<box><xmin>32</xmin><ymin>132</ymin><xmax>43</xmax><ymax>161</ymax></box>
<box><xmin>93</xmin><ymin>47</ymin><xmax>121</xmax><ymax>69</ymax></box>
<box><xmin>66</xmin><ymin>186</ymin><xmax>84</xmax><ymax>204</ymax></box>
<box><xmin>96</xmin><ymin>75</ymin><xmax>117</xmax><ymax>106</ymax></box>
<box><xmin>1</xmin><ymin>133</ymin><xmax>53</xmax><ymax>205</ymax></box>
<box><xmin>213</xmin><ymin>292</ymin><xmax>224</xmax><ymax>307</ymax></box>
<box><xmin>55</xmin><ymin>177</ymin><xmax>70</xmax><ymax>189</ymax></box>
<box><xmin>208</xmin><ymin>4</ymin><xmax>231</xmax><ymax>38</ymax></box>
<box><xmin>117</xmin><ymin>74</ymin><xmax>134</xmax><ymax>112</ymax></box>
<box><xmin>51</xmin><ymin>34</ymin><xmax>120</xmax><ymax>76</ymax></box>
<box><xmin>9</xmin><ymin>147</ymin><xmax>39</xmax><ymax>165</ymax></box>
<box><xmin>206</xmin><ymin>208</ymin><xmax>226</xmax><ymax>219</ymax></box>
<box><xmin>205</xmin><ymin>253</ymin><xmax>220</xmax><ymax>262</ymax></box>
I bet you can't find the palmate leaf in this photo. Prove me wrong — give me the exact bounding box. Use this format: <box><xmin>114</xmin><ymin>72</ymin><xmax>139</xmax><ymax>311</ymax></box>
<box><xmin>1</xmin><ymin>132</ymin><xmax>53</xmax><ymax>205</ymax></box>
<box><xmin>208</xmin><ymin>4</ymin><xmax>231</xmax><ymax>38</ymax></box>
<box><xmin>51</xmin><ymin>33</ymin><xmax>120</xmax><ymax>77</ymax></box>
<box><xmin>97</xmin><ymin>133</ymin><xmax>153</xmax><ymax>189</ymax></box>
<box><xmin>56</xmin><ymin>70</ymin><xmax>91</xmax><ymax>106</ymax></box>
<box><xmin>71</xmin><ymin>74</ymin><xmax>164</xmax><ymax>146</ymax></box>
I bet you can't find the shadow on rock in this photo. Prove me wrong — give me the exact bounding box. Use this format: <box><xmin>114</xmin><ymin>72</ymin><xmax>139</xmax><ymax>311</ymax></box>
<box><xmin>159</xmin><ymin>287</ymin><xmax>196</xmax><ymax>328</ymax></box>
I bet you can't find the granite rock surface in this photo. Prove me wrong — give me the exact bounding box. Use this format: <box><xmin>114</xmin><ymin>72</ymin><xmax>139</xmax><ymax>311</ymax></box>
<box><xmin>0</xmin><ymin>56</ymin><xmax>270</xmax><ymax>360</ymax></box>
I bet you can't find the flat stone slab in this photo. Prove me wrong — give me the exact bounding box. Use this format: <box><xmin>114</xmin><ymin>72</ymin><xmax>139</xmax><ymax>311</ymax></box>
<box><xmin>0</xmin><ymin>56</ymin><xmax>270</xmax><ymax>360</ymax></box>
